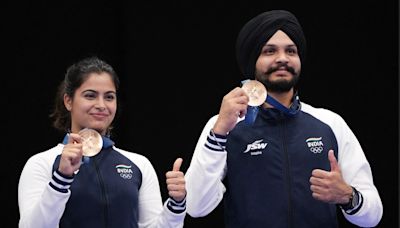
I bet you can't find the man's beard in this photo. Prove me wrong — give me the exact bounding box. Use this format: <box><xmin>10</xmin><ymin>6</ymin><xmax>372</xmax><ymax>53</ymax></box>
<box><xmin>255</xmin><ymin>64</ymin><xmax>300</xmax><ymax>93</ymax></box>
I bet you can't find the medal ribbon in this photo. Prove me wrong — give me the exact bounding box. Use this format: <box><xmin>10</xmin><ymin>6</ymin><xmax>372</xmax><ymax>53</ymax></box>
<box><xmin>242</xmin><ymin>79</ymin><xmax>300</xmax><ymax>124</ymax></box>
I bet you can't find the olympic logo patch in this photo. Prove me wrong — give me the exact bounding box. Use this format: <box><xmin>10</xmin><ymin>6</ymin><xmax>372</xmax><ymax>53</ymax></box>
<box><xmin>306</xmin><ymin>137</ymin><xmax>324</xmax><ymax>154</ymax></box>
<box><xmin>115</xmin><ymin>164</ymin><xmax>133</xmax><ymax>179</ymax></box>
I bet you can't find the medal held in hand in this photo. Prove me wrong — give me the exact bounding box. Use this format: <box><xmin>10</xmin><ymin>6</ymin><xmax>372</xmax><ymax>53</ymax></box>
<box><xmin>78</xmin><ymin>128</ymin><xmax>103</xmax><ymax>157</ymax></box>
<box><xmin>241</xmin><ymin>80</ymin><xmax>267</xmax><ymax>124</ymax></box>
<box><xmin>241</xmin><ymin>80</ymin><xmax>267</xmax><ymax>107</ymax></box>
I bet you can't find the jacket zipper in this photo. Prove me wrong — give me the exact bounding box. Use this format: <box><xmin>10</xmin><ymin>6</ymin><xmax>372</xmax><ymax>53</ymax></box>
<box><xmin>94</xmin><ymin>158</ymin><xmax>109</xmax><ymax>228</ymax></box>
<box><xmin>281</xmin><ymin>117</ymin><xmax>293</xmax><ymax>228</ymax></box>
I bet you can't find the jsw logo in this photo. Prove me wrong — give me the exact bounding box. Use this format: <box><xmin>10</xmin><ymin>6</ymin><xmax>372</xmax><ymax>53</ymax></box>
<box><xmin>244</xmin><ymin>139</ymin><xmax>268</xmax><ymax>153</ymax></box>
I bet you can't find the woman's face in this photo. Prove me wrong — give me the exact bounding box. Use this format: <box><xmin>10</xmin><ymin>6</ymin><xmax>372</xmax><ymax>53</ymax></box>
<box><xmin>64</xmin><ymin>72</ymin><xmax>117</xmax><ymax>135</ymax></box>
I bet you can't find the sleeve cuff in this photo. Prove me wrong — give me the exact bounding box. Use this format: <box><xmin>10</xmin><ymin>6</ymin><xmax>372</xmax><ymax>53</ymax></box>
<box><xmin>204</xmin><ymin>129</ymin><xmax>227</xmax><ymax>152</ymax></box>
<box><xmin>341</xmin><ymin>187</ymin><xmax>364</xmax><ymax>215</ymax></box>
<box><xmin>345</xmin><ymin>190</ymin><xmax>363</xmax><ymax>215</ymax></box>
<box><xmin>166</xmin><ymin>197</ymin><xmax>186</xmax><ymax>214</ymax></box>
<box><xmin>49</xmin><ymin>170</ymin><xmax>74</xmax><ymax>193</ymax></box>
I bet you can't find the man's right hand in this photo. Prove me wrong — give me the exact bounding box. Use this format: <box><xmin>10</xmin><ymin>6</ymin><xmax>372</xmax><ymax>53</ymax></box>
<box><xmin>213</xmin><ymin>87</ymin><xmax>249</xmax><ymax>135</ymax></box>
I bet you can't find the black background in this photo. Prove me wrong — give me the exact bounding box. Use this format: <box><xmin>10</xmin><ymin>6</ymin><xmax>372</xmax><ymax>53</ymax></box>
<box><xmin>4</xmin><ymin>1</ymin><xmax>398</xmax><ymax>227</ymax></box>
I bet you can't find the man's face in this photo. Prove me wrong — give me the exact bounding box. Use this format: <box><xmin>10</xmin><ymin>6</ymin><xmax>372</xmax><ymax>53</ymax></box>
<box><xmin>254</xmin><ymin>30</ymin><xmax>301</xmax><ymax>93</ymax></box>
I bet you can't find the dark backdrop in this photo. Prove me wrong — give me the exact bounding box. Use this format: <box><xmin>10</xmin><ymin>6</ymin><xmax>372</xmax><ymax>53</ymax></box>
<box><xmin>5</xmin><ymin>1</ymin><xmax>398</xmax><ymax>227</ymax></box>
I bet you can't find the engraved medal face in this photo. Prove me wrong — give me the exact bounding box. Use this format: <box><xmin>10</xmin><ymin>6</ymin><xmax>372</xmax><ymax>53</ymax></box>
<box><xmin>78</xmin><ymin>128</ymin><xmax>103</xmax><ymax>157</ymax></box>
<box><xmin>241</xmin><ymin>80</ymin><xmax>267</xmax><ymax>106</ymax></box>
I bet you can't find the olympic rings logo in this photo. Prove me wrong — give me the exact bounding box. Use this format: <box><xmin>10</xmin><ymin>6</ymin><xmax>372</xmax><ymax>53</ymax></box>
<box><xmin>120</xmin><ymin>173</ymin><xmax>132</xmax><ymax>179</ymax></box>
<box><xmin>309</xmin><ymin>146</ymin><xmax>323</xmax><ymax>154</ymax></box>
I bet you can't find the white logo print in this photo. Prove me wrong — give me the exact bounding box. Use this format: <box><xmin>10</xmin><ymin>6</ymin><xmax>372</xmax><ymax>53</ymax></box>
<box><xmin>306</xmin><ymin>137</ymin><xmax>324</xmax><ymax>154</ymax></box>
<box><xmin>243</xmin><ymin>139</ymin><xmax>268</xmax><ymax>156</ymax></box>
<box><xmin>116</xmin><ymin>164</ymin><xmax>133</xmax><ymax>179</ymax></box>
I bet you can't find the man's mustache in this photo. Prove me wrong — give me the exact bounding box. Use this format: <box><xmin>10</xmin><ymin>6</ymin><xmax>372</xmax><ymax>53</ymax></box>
<box><xmin>265</xmin><ymin>63</ymin><xmax>296</xmax><ymax>75</ymax></box>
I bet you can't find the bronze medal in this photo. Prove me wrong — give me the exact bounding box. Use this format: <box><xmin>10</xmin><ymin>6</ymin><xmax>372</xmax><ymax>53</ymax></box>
<box><xmin>78</xmin><ymin>128</ymin><xmax>103</xmax><ymax>157</ymax></box>
<box><xmin>241</xmin><ymin>80</ymin><xmax>267</xmax><ymax>106</ymax></box>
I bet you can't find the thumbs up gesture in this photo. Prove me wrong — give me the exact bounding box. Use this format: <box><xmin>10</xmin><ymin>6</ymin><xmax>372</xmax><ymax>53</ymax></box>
<box><xmin>165</xmin><ymin>158</ymin><xmax>186</xmax><ymax>202</ymax></box>
<box><xmin>309</xmin><ymin>150</ymin><xmax>353</xmax><ymax>204</ymax></box>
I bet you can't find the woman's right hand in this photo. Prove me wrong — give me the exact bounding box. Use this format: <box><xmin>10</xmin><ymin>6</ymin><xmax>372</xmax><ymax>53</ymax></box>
<box><xmin>58</xmin><ymin>133</ymin><xmax>83</xmax><ymax>177</ymax></box>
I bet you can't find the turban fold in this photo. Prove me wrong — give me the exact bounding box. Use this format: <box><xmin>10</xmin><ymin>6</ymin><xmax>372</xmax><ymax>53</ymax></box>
<box><xmin>235</xmin><ymin>10</ymin><xmax>307</xmax><ymax>77</ymax></box>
